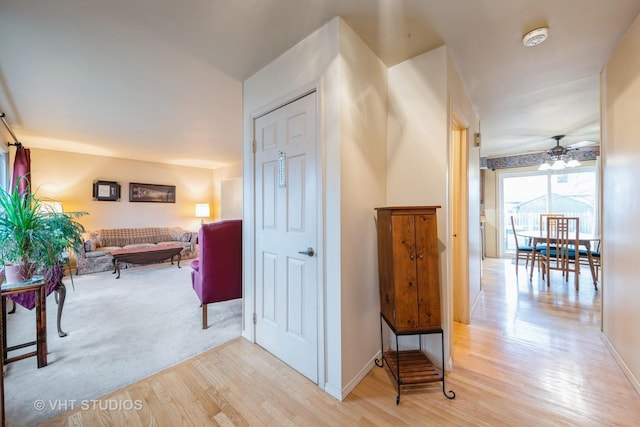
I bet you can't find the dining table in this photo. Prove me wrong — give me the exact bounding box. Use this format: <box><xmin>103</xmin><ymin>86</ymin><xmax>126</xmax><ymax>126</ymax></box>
<box><xmin>517</xmin><ymin>230</ymin><xmax>600</xmax><ymax>284</ymax></box>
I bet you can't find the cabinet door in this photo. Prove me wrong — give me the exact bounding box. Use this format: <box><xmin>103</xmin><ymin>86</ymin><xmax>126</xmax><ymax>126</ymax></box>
<box><xmin>415</xmin><ymin>213</ymin><xmax>441</xmax><ymax>328</ymax></box>
<box><xmin>376</xmin><ymin>210</ymin><xmax>395</xmax><ymax>323</ymax></box>
<box><xmin>391</xmin><ymin>214</ymin><xmax>419</xmax><ymax>329</ymax></box>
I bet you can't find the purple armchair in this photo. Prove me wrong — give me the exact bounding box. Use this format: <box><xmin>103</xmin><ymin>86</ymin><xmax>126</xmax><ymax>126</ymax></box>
<box><xmin>190</xmin><ymin>220</ymin><xmax>242</xmax><ymax>329</ymax></box>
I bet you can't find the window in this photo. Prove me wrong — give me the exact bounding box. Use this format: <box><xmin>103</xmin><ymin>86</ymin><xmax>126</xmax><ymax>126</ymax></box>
<box><xmin>500</xmin><ymin>165</ymin><xmax>597</xmax><ymax>255</ymax></box>
<box><xmin>0</xmin><ymin>150</ymin><xmax>8</xmax><ymax>191</ymax></box>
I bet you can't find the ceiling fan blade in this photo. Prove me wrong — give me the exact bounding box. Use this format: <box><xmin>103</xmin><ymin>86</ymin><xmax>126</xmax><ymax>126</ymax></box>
<box><xmin>571</xmin><ymin>145</ymin><xmax>600</xmax><ymax>152</ymax></box>
<box><xmin>568</xmin><ymin>140</ymin><xmax>598</xmax><ymax>149</ymax></box>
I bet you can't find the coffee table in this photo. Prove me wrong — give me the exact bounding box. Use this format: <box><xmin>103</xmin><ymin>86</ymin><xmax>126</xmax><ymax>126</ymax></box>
<box><xmin>111</xmin><ymin>245</ymin><xmax>183</xmax><ymax>279</ymax></box>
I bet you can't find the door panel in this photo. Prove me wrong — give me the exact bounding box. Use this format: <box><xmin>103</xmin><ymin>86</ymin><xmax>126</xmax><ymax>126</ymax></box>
<box><xmin>262</xmin><ymin>161</ymin><xmax>277</xmax><ymax>229</ymax></box>
<box><xmin>286</xmin><ymin>257</ymin><xmax>304</xmax><ymax>336</ymax></box>
<box><xmin>261</xmin><ymin>252</ymin><xmax>277</xmax><ymax>322</ymax></box>
<box><xmin>287</xmin><ymin>154</ymin><xmax>305</xmax><ymax>232</ymax></box>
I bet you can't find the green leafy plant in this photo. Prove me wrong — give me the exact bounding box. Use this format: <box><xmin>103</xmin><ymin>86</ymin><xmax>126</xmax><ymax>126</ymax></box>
<box><xmin>0</xmin><ymin>180</ymin><xmax>87</xmax><ymax>276</ymax></box>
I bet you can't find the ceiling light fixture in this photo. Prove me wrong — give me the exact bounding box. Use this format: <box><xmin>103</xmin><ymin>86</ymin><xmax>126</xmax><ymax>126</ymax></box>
<box><xmin>538</xmin><ymin>134</ymin><xmax>581</xmax><ymax>171</ymax></box>
<box><xmin>538</xmin><ymin>154</ymin><xmax>581</xmax><ymax>171</ymax></box>
<box><xmin>522</xmin><ymin>27</ymin><xmax>549</xmax><ymax>47</ymax></box>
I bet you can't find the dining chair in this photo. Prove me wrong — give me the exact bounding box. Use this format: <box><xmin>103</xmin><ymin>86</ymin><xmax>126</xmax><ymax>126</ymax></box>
<box><xmin>533</xmin><ymin>213</ymin><xmax>564</xmax><ymax>271</ymax></box>
<box><xmin>539</xmin><ymin>216</ymin><xmax>580</xmax><ymax>289</ymax></box>
<box><xmin>539</xmin><ymin>213</ymin><xmax>565</xmax><ymax>233</ymax></box>
<box><xmin>510</xmin><ymin>215</ymin><xmax>534</xmax><ymax>275</ymax></box>
<box><xmin>579</xmin><ymin>240</ymin><xmax>601</xmax><ymax>289</ymax></box>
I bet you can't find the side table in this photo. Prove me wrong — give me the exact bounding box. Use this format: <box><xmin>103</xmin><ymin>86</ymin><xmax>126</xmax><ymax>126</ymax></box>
<box><xmin>1</xmin><ymin>276</ymin><xmax>48</xmax><ymax>368</ymax></box>
<box><xmin>1</xmin><ymin>275</ymin><xmax>48</xmax><ymax>427</ymax></box>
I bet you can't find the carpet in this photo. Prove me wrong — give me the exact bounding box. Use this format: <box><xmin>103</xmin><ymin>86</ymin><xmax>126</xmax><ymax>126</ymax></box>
<box><xmin>2</xmin><ymin>261</ymin><xmax>243</xmax><ymax>426</ymax></box>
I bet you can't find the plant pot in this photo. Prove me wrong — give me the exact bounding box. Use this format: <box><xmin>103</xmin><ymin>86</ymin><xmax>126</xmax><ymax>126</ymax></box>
<box><xmin>4</xmin><ymin>263</ymin><xmax>35</xmax><ymax>283</ymax></box>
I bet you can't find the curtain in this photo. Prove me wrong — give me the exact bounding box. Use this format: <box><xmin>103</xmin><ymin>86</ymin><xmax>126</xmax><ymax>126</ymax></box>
<box><xmin>11</xmin><ymin>144</ymin><xmax>31</xmax><ymax>195</ymax></box>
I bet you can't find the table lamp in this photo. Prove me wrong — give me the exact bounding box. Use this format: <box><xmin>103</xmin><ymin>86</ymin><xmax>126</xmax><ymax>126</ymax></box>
<box><xmin>195</xmin><ymin>203</ymin><xmax>210</xmax><ymax>224</ymax></box>
<box><xmin>39</xmin><ymin>201</ymin><xmax>63</xmax><ymax>213</ymax></box>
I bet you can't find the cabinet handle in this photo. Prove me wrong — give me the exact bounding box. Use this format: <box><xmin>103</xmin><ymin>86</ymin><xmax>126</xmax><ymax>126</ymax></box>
<box><xmin>418</xmin><ymin>254</ymin><xmax>424</xmax><ymax>260</ymax></box>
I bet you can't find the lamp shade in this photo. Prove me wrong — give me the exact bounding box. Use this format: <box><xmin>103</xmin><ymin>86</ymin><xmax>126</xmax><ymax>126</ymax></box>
<box><xmin>550</xmin><ymin>159</ymin><xmax>566</xmax><ymax>170</ymax></box>
<box><xmin>195</xmin><ymin>203</ymin><xmax>210</xmax><ymax>218</ymax></box>
<box><xmin>39</xmin><ymin>201</ymin><xmax>63</xmax><ymax>213</ymax></box>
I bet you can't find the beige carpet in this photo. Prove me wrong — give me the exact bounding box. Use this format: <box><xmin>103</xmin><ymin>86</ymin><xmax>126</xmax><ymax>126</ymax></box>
<box><xmin>2</xmin><ymin>261</ymin><xmax>242</xmax><ymax>426</ymax></box>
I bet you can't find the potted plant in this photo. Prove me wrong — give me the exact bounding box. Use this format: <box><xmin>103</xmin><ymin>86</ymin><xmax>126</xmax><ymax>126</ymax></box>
<box><xmin>0</xmin><ymin>180</ymin><xmax>87</xmax><ymax>283</ymax></box>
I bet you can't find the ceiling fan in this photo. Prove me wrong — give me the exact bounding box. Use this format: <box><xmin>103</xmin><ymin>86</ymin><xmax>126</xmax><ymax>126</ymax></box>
<box><xmin>546</xmin><ymin>135</ymin><xmax>572</xmax><ymax>158</ymax></box>
<box><xmin>545</xmin><ymin>135</ymin><xmax>598</xmax><ymax>158</ymax></box>
<box><xmin>538</xmin><ymin>135</ymin><xmax>598</xmax><ymax>171</ymax></box>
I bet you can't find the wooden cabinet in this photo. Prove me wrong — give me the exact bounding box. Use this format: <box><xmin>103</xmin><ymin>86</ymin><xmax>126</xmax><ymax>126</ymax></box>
<box><xmin>375</xmin><ymin>206</ymin><xmax>441</xmax><ymax>333</ymax></box>
<box><xmin>374</xmin><ymin>206</ymin><xmax>454</xmax><ymax>403</ymax></box>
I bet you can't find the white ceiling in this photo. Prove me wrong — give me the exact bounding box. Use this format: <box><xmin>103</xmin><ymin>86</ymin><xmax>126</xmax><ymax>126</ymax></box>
<box><xmin>1</xmin><ymin>0</ymin><xmax>639</xmax><ymax>168</ymax></box>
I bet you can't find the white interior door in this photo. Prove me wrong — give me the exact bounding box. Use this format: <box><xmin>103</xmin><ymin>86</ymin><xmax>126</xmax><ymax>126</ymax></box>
<box><xmin>254</xmin><ymin>92</ymin><xmax>318</xmax><ymax>383</ymax></box>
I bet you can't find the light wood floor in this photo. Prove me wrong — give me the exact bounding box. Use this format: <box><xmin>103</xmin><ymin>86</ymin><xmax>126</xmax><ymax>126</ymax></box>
<box><xmin>44</xmin><ymin>258</ymin><xmax>640</xmax><ymax>426</ymax></box>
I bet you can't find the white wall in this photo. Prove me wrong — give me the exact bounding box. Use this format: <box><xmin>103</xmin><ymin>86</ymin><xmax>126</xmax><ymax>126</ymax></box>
<box><xmin>220</xmin><ymin>177</ymin><xmax>242</xmax><ymax>220</ymax></box>
<box><xmin>338</xmin><ymin>22</ymin><xmax>388</xmax><ymax>394</ymax></box>
<box><xmin>213</xmin><ymin>163</ymin><xmax>242</xmax><ymax>220</ymax></box>
<box><xmin>602</xmin><ymin>14</ymin><xmax>640</xmax><ymax>393</ymax></box>
<box><xmin>387</xmin><ymin>47</ymin><xmax>448</xmax><ymax>207</ymax></box>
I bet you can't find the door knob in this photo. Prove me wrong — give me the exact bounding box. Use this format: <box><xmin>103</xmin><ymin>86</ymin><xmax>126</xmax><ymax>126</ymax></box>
<box><xmin>298</xmin><ymin>247</ymin><xmax>315</xmax><ymax>257</ymax></box>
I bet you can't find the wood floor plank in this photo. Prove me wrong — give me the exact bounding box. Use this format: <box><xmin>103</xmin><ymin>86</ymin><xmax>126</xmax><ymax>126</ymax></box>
<box><xmin>41</xmin><ymin>258</ymin><xmax>640</xmax><ymax>426</ymax></box>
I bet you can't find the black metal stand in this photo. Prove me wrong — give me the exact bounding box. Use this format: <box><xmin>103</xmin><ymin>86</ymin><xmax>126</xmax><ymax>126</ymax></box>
<box><xmin>375</xmin><ymin>313</ymin><xmax>455</xmax><ymax>404</ymax></box>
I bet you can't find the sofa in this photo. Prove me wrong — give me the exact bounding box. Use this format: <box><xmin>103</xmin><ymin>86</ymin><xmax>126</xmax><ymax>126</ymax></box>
<box><xmin>77</xmin><ymin>227</ymin><xmax>198</xmax><ymax>274</ymax></box>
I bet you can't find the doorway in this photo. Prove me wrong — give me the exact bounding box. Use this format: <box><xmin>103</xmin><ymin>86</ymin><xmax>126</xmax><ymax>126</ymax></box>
<box><xmin>451</xmin><ymin>113</ymin><xmax>470</xmax><ymax>324</ymax></box>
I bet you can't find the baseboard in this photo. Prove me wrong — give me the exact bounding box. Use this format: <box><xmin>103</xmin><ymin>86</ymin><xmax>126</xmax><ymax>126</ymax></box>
<box><xmin>600</xmin><ymin>332</ymin><xmax>640</xmax><ymax>396</ymax></box>
<box><xmin>469</xmin><ymin>288</ymin><xmax>483</xmax><ymax>320</ymax></box>
<box><xmin>337</xmin><ymin>351</ymin><xmax>382</xmax><ymax>400</ymax></box>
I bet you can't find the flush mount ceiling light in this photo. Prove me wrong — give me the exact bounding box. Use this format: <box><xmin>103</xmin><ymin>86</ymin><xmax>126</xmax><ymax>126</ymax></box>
<box><xmin>522</xmin><ymin>27</ymin><xmax>549</xmax><ymax>47</ymax></box>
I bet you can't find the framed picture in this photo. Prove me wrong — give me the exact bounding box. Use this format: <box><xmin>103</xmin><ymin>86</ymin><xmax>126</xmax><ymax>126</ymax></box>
<box><xmin>93</xmin><ymin>180</ymin><xmax>121</xmax><ymax>201</ymax></box>
<box><xmin>129</xmin><ymin>182</ymin><xmax>176</xmax><ymax>203</ymax></box>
